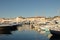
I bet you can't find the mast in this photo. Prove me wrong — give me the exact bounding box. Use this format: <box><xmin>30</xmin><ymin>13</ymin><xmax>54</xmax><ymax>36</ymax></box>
<box><xmin>57</xmin><ymin>9</ymin><xmax>60</xmax><ymax>16</ymax></box>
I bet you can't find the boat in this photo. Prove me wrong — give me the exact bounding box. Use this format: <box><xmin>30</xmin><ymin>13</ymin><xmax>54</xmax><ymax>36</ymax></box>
<box><xmin>0</xmin><ymin>28</ymin><xmax>11</xmax><ymax>34</ymax></box>
<box><xmin>0</xmin><ymin>24</ymin><xmax>12</xmax><ymax>28</ymax></box>
<box><xmin>0</xmin><ymin>23</ymin><xmax>20</xmax><ymax>27</ymax></box>
<box><xmin>0</xmin><ymin>24</ymin><xmax>18</xmax><ymax>34</ymax></box>
<box><xmin>50</xmin><ymin>30</ymin><xmax>60</xmax><ymax>36</ymax></box>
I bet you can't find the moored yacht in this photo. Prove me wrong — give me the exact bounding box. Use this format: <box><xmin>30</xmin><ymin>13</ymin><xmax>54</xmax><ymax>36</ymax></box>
<box><xmin>50</xmin><ymin>30</ymin><xmax>60</xmax><ymax>36</ymax></box>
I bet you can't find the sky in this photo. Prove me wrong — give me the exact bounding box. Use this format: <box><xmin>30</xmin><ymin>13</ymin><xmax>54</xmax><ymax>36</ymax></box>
<box><xmin>0</xmin><ymin>0</ymin><xmax>60</xmax><ymax>18</ymax></box>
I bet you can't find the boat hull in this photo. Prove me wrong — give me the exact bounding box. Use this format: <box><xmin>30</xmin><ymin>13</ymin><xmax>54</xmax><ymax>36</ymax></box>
<box><xmin>50</xmin><ymin>30</ymin><xmax>60</xmax><ymax>36</ymax></box>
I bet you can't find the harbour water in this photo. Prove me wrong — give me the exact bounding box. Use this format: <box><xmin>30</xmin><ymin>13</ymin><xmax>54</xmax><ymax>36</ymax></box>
<box><xmin>0</xmin><ymin>25</ymin><xmax>60</xmax><ymax>40</ymax></box>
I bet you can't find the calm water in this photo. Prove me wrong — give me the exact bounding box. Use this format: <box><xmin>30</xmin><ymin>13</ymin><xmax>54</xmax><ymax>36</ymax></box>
<box><xmin>0</xmin><ymin>25</ymin><xmax>60</xmax><ymax>40</ymax></box>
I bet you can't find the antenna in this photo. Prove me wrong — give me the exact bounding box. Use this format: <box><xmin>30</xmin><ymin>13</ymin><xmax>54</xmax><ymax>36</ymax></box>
<box><xmin>59</xmin><ymin>9</ymin><xmax>60</xmax><ymax>16</ymax></box>
<box><xmin>42</xmin><ymin>9</ymin><xmax>45</xmax><ymax>17</ymax></box>
<box><xmin>57</xmin><ymin>8</ymin><xmax>60</xmax><ymax>16</ymax></box>
<box><xmin>35</xmin><ymin>9</ymin><xmax>38</xmax><ymax>17</ymax></box>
